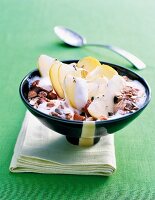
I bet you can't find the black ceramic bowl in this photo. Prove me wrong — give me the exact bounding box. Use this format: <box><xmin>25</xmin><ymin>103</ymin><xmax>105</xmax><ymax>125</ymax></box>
<box><xmin>20</xmin><ymin>60</ymin><xmax>151</xmax><ymax>147</ymax></box>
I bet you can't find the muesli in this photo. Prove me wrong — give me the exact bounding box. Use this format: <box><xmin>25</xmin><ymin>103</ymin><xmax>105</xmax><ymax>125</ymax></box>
<box><xmin>27</xmin><ymin>55</ymin><xmax>146</xmax><ymax>121</ymax></box>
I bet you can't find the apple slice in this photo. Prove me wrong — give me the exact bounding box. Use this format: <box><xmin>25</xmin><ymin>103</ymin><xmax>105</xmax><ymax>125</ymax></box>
<box><xmin>108</xmin><ymin>75</ymin><xmax>126</xmax><ymax>94</ymax></box>
<box><xmin>58</xmin><ymin>63</ymin><xmax>80</xmax><ymax>90</ymax></box>
<box><xmin>86</xmin><ymin>64</ymin><xmax>118</xmax><ymax>81</ymax></box>
<box><xmin>58</xmin><ymin>63</ymin><xmax>87</xmax><ymax>93</ymax></box>
<box><xmin>86</xmin><ymin>66</ymin><xmax>104</xmax><ymax>81</ymax></box>
<box><xmin>49</xmin><ymin>61</ymin><xmax>64</xmax><ymax>98</ymax></box>
<box><xmin>77</xmin><ymin>56</ymin><xmax>101</xmax><ymax>73</ymax></box>
<box><xmin>49</xmin><ymin>61</ymin><xmax>87</xmax><ymax>98</ymax></box>
<box><xmin>101</xmin><ymin>64</ymin><xmax>118</xmax><ymax>79</ymax></box>
<box><xmin>88</xmin><ymin>75</ymin><xmax>126</xmax><ymax>118</ymax></box>
<box><xmin>88</xmin><ymin>96</ymin><xmax>109</xmax><ymax>119</ymax></box>
<box><xmin>105</xmin><ymin>75</ymin><xmax>126</xmax><ymax>112</ymax></box>
<box><xmin>63</xmin><ymin>75</ymin><xmax>88</xmax><ymax>110</ymax></box>
<box><xmin>38</xmin><ymin>55</ymin><xmax>56</xmax><ymax>77</ymax></box>
<box><xmin>87</xmin><ymin>77</ymin><xmax>108</xmax><ymax>99</ymax></box>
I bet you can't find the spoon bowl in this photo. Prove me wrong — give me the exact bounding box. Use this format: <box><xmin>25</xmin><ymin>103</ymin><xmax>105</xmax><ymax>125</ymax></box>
<box><xmin>54</xmin><ymin>26</ymin><xmax>86</xmax><ymax>47</ymax></box>
<box><xmin>54</xmin><ymin>26</ymin><xmax>87</xmax><ymax>47</ymax></box>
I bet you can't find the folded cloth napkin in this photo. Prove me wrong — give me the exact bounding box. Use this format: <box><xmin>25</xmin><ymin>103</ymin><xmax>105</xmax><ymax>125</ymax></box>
<box><xmin>10</xmin><ymin>111</ymin><xmax>116</xmax><ymax>176</ymax></box>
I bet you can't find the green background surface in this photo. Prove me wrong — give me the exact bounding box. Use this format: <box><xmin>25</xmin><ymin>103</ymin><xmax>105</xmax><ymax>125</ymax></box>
<box><xmin>0</xmin><ymin>0</ymin><xmax>155</xmax><ymax>199</ymax></box>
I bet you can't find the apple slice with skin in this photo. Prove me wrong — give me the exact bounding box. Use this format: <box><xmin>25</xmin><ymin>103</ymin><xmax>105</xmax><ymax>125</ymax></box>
<box><xmin>86</xmin><ymin>64</ymin><xmax>118</xmax><ymax>81</ymax></box>
<box><xmin>86</xmin><ymin>66</ymin><xmax>104</xmax><ymax>81</ymax></box>
<box><xmin>101</xmin><ymin>64</ymin><xmax>118</xmax><ymax>79</ymax></box>
<box><xmin>77</xmin><ymin>56</ymin><xmax>101</xmax><ymax>73</ymax></box>
<box><xmin>49</xmin><ymin>61</ymin><xmax>64</xmax><ymax>98</ymax></box>
<box><xmin>58</xmin><ymin>63</ymin><xmax>80</xmax><ymax>90</ymax></box>
<box><xmin>38</xmin><ymin>55</ymin><xmax>56</xmax><ymax>77</ymax></box>
<box><xmin>50</xmin><ymin>61</ymin><xmax>87</xmax><ymax>98</ymax></box>
<box><xmin>63</xmin><ymin>75</ymin><xmax>88</xmax><ymax>110</ymax></box>
<box><xmin>59</xmin><ymin>63</ymin><xmax>88</xmax><ymax>90</ymax></box>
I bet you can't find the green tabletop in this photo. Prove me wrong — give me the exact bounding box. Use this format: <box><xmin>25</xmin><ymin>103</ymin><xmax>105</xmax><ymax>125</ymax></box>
<box><xmin>0</xmin><ymin>0</ymin><xmax>155</xmax><ymax>199</ymax></box>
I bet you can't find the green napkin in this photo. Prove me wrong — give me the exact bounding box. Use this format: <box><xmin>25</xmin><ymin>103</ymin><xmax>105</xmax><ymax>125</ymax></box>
<box><xmin>10</xmin><ymin>111</ymin><xmax>116</xmax><ymax>176</ymax></box>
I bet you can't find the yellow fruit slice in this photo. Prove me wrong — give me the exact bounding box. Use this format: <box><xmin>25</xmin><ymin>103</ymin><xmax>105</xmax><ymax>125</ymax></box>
<box><xmin>49</xmin><ymin>61</ymin><xmax>87</xmax><ymax>99</ymax></box>
<box><xmin>86</xmin><ymin>66</ymin><xmax>104</xmax><ymax>81</ymax></box>
<box><xmin>101</xmin><ymin>64</ymin><xmax>118</xmax><ymax>79</ymax></box>
<box><xmin>63</xmin><ymin>75</ymin><xmax>76</xmax><ymax>108</ymax></box>
<box><xmin>86</xmin><ymin>64</ymin><xmax>118</xmax><ymax>81</ymax></box>
<box><xmin>74</xmin><ymin>68</ymin><xmax>88</xmax><ymax>78</ymax></box>
<box><xmin>58</xmin><ymin>63</ymin><xmax>87</xmax><ymax>91</ymax></box>
<box><xmin>58</xmin><ymin>63</ymin><xmax>77</xmax><ymax>91</ymax></box>
<box><xmin>87</xmin><ymin>77</ymin><xmax>108</xmax><ymax>99</ymax></box>
<box><xmin>77</xmin><ymin>56</ymin><xmax>101</xmax><ymax>73</ymax></box>
<box><xmin>49</xmin><ymin>61</ymin><xmax>64</xmax><ymax>98</ymax></box>
<box><xmin>64</xmin><ymin>75</ymin><xmax>88</xmax><ymax>110</ymax></box>
<box><xmin>88</xmin><ymin>74</ymin><xmax>127</xmax><ymax>118</ymax></box>
<box><xmin>38</xmin><ymin>55</ymin><xmax>56</xmax><ymax>77</ymax></box>
<box><xmin>87</xmin><ymin>96</ymin><xmax>109</xmax><ymax>119</ymax></box>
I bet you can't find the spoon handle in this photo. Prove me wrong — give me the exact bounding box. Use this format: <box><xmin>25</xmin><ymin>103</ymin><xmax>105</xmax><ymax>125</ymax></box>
<box><xmin>85</xmin><ymin>44</ymin><xmax>146</xmax><ymax>70</ymax></box>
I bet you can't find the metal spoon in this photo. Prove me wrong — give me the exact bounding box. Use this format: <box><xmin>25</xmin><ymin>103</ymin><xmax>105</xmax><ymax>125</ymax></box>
<box><xmin>54</xmin><ymin>26</ymin><xmax>146</xmax><ymax>70</ymax></box>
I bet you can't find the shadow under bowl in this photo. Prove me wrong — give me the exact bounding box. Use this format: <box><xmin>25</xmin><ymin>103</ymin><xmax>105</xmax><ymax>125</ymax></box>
<box><xmin>19</xmin><ymin>60</ymin><xmax>151</xmax><ymax>146</ymax></box>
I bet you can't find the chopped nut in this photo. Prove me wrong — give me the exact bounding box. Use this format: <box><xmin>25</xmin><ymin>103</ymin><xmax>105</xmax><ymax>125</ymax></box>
<box><xmin>126</xmin><ymin>93</ymin><xmax>133</xmax><ymax>98</ymax></box>
<box><xmin>114</xmin><ymin>100</ymin><xmax>126</xmax><ymax>113</ymax></box>
<box><xmin>28</xmin><ymin>90</ymin><xmax>37</xmax><ymax>98</ymax></box>
<box><xmin>86</xmin><ymin>117</ymin><xmax>95</xmax><ymax>121</ymax></box>
<box><xmin>82</xmin><ymin>100</ymin><xmax>91</xmax><ymax>115</ymax></box>
<box><xmin>50</xmin><ymin>112</ymin><xmax>61</xmax><ymax>118</ymax></box>
<box><xmin>66</xmin><ymin>113</ymin><xmax>72</xmax><ymax>120</ymax></box>
<box><xmin>124</xmin><ymin>86</ymin><xmax>132</xmax><ymax>93</ymax></box>
<box><xmin>118</xmin><ymin>110</ymin><xmax>127</xmax><ymax>115</ymax></box>
<box><xmin>47</xmin><ymin>92</ymin><xmax>57</xmax><ymax>100</ymax></box>
<box><xmin>47</xmin><ymin>102</ymin><xmax>55</xmax><ymax>107</ymax></box>
<box><xmin>74</xmin><ymin>113</ymin><xmax>86</xmax><ymax>121</ymax></box>
<box><xmin>58</xmin><ymin>104</ymin><xmax>64</xmax><ymax>109</ymax></box>
<box><xmin>38</xmin><ymin>91</ymin><xmax>47</xmax><ymax>98</ymax></box>
<box><xmin>124</xmin><ymin>103</ymin><xmax>133</xmax><ymax>111</ymax></box>
<box><xmin>31</xmin><ymin>80</ymin><xmax>40</xmax><ymax>87</ymax></box>
<box><xmin>29</xmin><ymin>97</ymin><xmax>39</xmax><ymax>105</ymax></box>
<box><xmin>64</xmin><ymin>102</ymin><xmax>69</xmax><ymax>108</ymax></box>
<box><xmin>33</xmin><ymin>86</ymin><xmax>42</xmax><ymax>93</ymax></box>
<box><xmin>132</xmin><ymin>105</ymin><xmax>139</xmax><ymax>110</ymax></box>
<box><xmin>123</xmin><ymin>76</ymin><xmax>130</xmax><ymax>81</ymax></box>
<box><xmin>98</xmin><ymin>116</ymin><xmax>108</xmax><ymax>120</ymax></box>
<box><xmin>37</xmin><ymin>98</ymin><xmax>46</xmax><ymax>105</ymax></box>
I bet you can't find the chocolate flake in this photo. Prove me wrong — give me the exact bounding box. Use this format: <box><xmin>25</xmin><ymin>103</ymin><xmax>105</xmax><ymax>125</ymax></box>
<box><xmin>28</xmin><ymin>90</ymin><xmax>37</xmax><ymax>98</ymax></box>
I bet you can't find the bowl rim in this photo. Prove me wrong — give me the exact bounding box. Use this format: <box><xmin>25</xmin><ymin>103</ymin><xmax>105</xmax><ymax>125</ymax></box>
<box><xmin>19</xmin><ymin>60</ymin><xmax>151</xmax><ymax>125</ymax></box>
